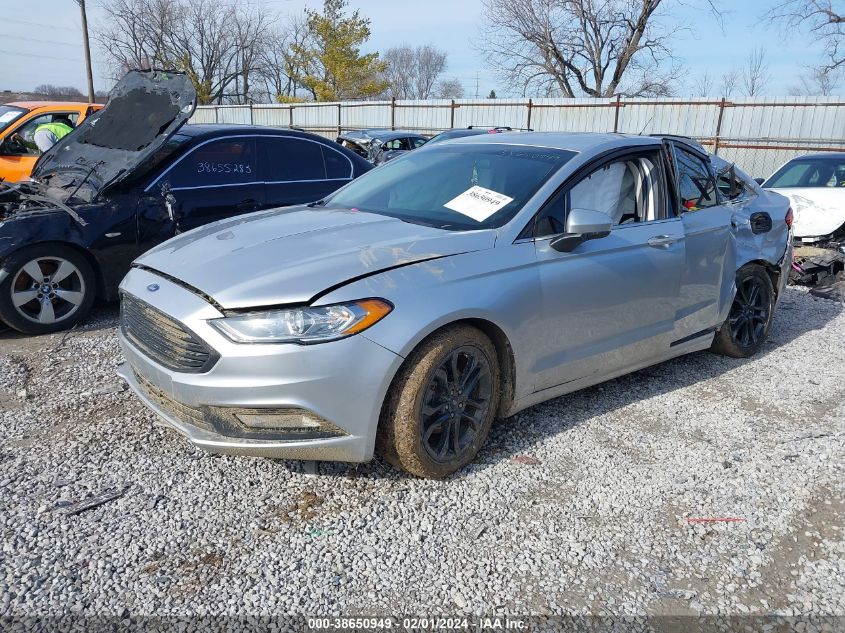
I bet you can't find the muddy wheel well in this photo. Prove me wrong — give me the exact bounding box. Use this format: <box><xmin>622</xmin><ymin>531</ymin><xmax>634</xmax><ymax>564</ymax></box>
<box><xmin>395</xmin><ymin>318</ymin><xmax>516</xmax><ymax>418</ymax></box>
<box><xmin>1</xmin><ymin>241</ymin><xmax>105</xmax><ymax>299</ymax></box>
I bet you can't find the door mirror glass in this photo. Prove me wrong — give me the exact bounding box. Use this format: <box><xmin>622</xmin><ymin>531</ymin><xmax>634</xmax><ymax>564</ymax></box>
<box><xmin>565</xmin><ymin>207</ymin><xmax>613</xmax><ymax>235</ymax></box>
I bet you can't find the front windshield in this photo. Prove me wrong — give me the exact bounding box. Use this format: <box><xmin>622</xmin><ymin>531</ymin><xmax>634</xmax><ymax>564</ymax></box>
<box><xmin>765</xmin><ymin>157</ymin><xmax>845</xmax><ymax>188</ymax></box>
<box><xmin>326</xmin><ymin>144</ymin><xmax>576</xmax><ymax>230</ymax></box>
<box><xmin>0</xmin><ymin>105</ymin><xmax>27</xmax><ymax>136</ymax></box>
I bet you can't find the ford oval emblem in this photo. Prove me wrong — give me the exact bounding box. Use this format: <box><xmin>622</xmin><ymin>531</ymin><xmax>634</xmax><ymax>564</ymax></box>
<box><xmin>147</xmin><ymin>284</ymin><xmax>160</xmax><ymax>292</ymax></box>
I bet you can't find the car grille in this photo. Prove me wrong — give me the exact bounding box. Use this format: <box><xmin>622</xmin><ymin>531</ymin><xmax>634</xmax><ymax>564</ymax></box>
<box><xmin>120</xmin><ymin>293</ymin><xmax>218</xmax><ymax>373</ymax></box>
<box><xmin>132</xmin><ymin>370</ymin><xmax>213</xmax><ymax>432</ymax></box>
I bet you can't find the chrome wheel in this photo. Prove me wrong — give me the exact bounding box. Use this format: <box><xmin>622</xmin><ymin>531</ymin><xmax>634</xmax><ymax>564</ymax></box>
<box><xmin>728</xmin><ymin>275</ymin><xmax>771</xmax><ymax>348</ymax></box>
<box><xmin>10</xmin><ymin>256</ymin><xmax>86</xmax><ymax>325</ymax></box>
<box><xmin>419</xmin><ymin>345</ymin><xmax>493</xmax><ymax>463</ymax></box>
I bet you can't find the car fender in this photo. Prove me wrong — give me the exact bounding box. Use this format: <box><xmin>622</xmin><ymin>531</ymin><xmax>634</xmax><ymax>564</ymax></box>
<box><xmin>315</xmin><ymin>243</ymin><xmax>540</xmax><ymax>401</ymax></box>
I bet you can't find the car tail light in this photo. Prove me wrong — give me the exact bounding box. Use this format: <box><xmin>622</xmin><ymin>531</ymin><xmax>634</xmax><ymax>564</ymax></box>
<box><xmin>785</xmin><ymin>207</ymin><xmax>794</xmax><ymax>227</ymax></box>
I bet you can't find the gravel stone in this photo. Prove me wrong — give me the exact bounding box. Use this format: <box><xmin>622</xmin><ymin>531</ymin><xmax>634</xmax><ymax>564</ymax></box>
<box><xmin>0</xmin><ymin>288</ymin><xmax>843</xmax><ymax>617</ymax></box>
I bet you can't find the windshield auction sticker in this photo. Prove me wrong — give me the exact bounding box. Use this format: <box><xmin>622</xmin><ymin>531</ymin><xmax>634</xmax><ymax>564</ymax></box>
<box><xmin>444</xmin><ymin>186</ymin><xmax>514</xmax><ymax>222</ymax></box>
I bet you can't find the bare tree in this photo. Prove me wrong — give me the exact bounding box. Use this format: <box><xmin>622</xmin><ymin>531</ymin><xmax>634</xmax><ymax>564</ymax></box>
<box><xmin>95</xmin><ymin>0</ymin><xmax>273</xmax><ymax>104</ymax></box>
<box><xmin>694</xmin><ymin>69</ymin><xmax>714</xmax><ymax>96</ymax></box>
<box><xmin>789</xmin><ymin>64</ymin><xmax>841</xmax><ymax>94</ymax></box>
<box><xmin>720</xmin><ymin>68</ymin><xmax>740</xmax><ymax>97</ymax></box>
<box><xmin>94</xmin><ymin>0</ymin><xmax>179</xmax><ymax>76</ymax></box>
<box><xmin>33</xmin><ymin>84</ymin><xmax>83</xmax><ymax>97</ymax></box>
<box><xmin>766</xmin><ymin>0</ymin><xmax>845</xmax><ymax>71</ymax></box>
<box><xmin>477</xmin><ymin>0</ymin><xmax>717</xmax><ymax>97</ymax></box>
<box><xmin>436</xmin><ymin>78</ymin><xmax>465</xmax><ymax>99</ymax></box>
<box><xmin>383</xmin><ymin>45</ymin><xmax>448</xmax><ymax>99</ymax></box>
<box><xmin>258</xmin><ymin>14</ymin><xmax>310</xmax><ymax>102</ymax></box>
<box><xmin>382</xmin><ymin>46</ymin><xmax>417</xmax><ymax>99</ymax></box>
<box><xmin>742</xmin><ymin>46</ymin><xmax>770</xmax><ymax>96</ymax></box>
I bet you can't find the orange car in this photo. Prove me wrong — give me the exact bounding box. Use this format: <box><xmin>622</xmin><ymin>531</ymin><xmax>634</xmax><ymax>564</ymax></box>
<box><xmin>0</xmin><ymin>102</ymin><xmax>103</xmax><ymax>183</ymax></box>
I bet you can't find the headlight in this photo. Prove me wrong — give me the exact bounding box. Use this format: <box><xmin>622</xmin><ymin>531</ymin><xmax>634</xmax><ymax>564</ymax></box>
<box><xmin>209</xmin><ymin>299</ymin><xmax>393</xmax><ymax>344</ymax></box>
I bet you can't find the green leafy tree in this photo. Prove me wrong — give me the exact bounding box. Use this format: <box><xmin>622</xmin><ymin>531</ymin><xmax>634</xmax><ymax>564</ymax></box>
<box><xmin>297</xmin><ymin>0</ymin><xmax>388</xmax><ymax>101</ymax></box>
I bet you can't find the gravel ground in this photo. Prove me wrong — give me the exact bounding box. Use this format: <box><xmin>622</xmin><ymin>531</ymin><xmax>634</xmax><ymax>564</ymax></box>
<box><xmin>1</xmin><ymin>286</ymin><xmax>843</xmax><ymax>621</ymax></box>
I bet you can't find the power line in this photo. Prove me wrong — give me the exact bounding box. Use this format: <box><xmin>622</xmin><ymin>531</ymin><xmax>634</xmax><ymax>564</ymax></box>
<box><xmin>0</xmin><ymin>49</ymin><xmax>83</xmax><ymax>62</ymax></box>
<box><xmin>5</xmin><ymin>17</ymin><xmax>80</xmax><ymax>33</ymax></box>
<box><xmin>0</xmin><ymin>33</ymin><xmax>80</xmax><ymax>47</ymax></box>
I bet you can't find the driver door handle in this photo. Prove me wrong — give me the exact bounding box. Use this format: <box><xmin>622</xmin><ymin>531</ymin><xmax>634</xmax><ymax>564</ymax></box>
<box><xmin>647</xmin><ymin>234</ymin><xmax>683</xmax><ymax>248</ymax></box>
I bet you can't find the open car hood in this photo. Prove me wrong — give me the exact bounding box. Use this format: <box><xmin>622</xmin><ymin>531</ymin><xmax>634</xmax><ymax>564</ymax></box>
<box><xmin>32</xmin><ymin>70</ymin><xmax>196</xmax><ymax>193</ymax></box>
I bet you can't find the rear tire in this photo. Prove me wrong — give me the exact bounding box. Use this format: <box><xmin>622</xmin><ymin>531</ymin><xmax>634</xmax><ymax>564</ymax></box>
<box><xmin>711</xmin><ymin>264</ymin><xmax>774</xmax><ymax>358</ymax></box>
<box><xmin>377</xmin><ymin>325</ymin><xmax>500</xmax><ymax>478</ymax></box>
<box><xmin>0</xmin><ymin>244</ymin><xmax>96</xmax><ymax>335</ymax></box>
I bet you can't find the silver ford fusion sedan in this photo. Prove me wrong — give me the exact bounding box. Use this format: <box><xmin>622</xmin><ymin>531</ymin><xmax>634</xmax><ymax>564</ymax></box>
<box><xmin>117</xmin><ymin>133</ymin><xmax>792</xmax><ymax>478</ymax></box>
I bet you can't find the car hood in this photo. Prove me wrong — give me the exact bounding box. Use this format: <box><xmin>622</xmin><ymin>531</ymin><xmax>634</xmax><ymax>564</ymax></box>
<box><xmin>768</xmin><ymin>188</ymin><xmax>845</xmax><ymax>238</ymax></box>
<box><xmin>134</xmin><ymin>206</ymin><xmax>497</xmax><ymax>309</ymax></box>
<box><xmin>32</xmin><ymin>70</ymin><xmax>196</xmax><ymax>194</ymax></box>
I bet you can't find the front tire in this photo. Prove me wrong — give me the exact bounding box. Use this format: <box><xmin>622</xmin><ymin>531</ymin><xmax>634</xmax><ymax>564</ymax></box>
<box><xmin>711</xmin><ymin>264</ymin><xmax>775</xmax><ymax>358</ymax></box>
<box><xmin>378</xmin><ymin>325</ymin><xmax>501</xmax><ymax>478</ymax></box>
<box><xmin>0</xmin><ymin>244</ymin><xmax>96</xmax><ymax>335</ymax></box>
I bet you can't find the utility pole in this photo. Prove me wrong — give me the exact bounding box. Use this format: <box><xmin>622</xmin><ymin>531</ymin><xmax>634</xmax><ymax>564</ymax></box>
<box><xmin>75</xmin><ymin>0</ymin><xmax>96</xmax><ymax>103</ymax></box>
<box><xmin>475</xmin><ymin>71</ymin><xmax>479</xmax><ymax>99</ymax></box>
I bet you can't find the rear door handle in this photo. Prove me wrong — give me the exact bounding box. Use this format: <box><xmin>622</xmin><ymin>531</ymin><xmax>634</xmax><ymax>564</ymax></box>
<box><xmin>647</xmin><ymin>234</ymin><xmax>682</xmax><ymax>248</ymax></box>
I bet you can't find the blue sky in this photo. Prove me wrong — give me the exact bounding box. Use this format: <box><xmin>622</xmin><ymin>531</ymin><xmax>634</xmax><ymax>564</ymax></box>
<box><xmin>0</xmin><ymin>0</ymin><xmax>833</xmax><ymax>97</ymax></box>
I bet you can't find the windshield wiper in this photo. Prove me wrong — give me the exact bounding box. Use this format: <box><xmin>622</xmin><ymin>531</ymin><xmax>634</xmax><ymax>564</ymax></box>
<box><xmin>307</xmin><ymin>199</ymin><xmax>327</xmax><ymax>208</ymax></box>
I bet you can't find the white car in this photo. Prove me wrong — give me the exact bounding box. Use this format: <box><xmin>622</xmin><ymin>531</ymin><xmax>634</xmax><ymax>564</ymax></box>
<box><xmin>763</xmin><ymin>153</ymin><xmax>845</xmax><ymax>245</ymax></box>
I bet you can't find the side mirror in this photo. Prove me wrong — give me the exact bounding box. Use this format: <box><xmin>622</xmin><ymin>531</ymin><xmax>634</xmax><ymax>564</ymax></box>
<box><xmin>754</xmin><ymin>177</ymin><xmax>765</xmax><ymax>185</ymax></box>
<box><xmin>550</xmin><ymin>208</ymin><xmax>612</xmax><ymax>252</ymax></box>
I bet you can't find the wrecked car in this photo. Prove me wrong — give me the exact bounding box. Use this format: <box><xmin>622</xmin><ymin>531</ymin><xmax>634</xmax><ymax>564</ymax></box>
<box><xmin>0</xmin><ymin>70</ymin><xmax>371</xmax><ymax>334</ymax></box>
<box><xmin>762</xmin><ymin>153</ymin><xmax>845</xmax><ymax>287</ymax></box>
<box><xmin>337</xmin><ymin>129</ymin><xmax>428</xmax><ymax>164</ymax></box>
<box><xmin>763</xmin><ymin>153</ymin><xmax>845</xmax><ymax>246</ymax></box>
<box><xmin>117</xmin><ymin>133</ymin><xmax>792</xmax><ymax>478</ymax></box>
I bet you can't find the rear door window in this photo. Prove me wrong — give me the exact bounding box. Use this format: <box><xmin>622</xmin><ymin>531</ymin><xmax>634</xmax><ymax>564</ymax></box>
<box><xmin>166</xmin><ymin>138</ymin><xmax>258</xmax><ymax>189</ymax></box>
<box><xmin>263</xmin><ymin>136</ymin><xmax>327</xmax><ymax>181</ymax></box>
<box><xmin>321</xmin><ymin>145</ymin><xmax>353</xmax><ymax>179</ymax></box>
<box><xmin>673</xmin><ymin>147</ymin><xmax>718</xmax><ymax>211</ymax></box>
<box><xmin>716</xmin><ymin>164</ymin><xmax>756</xmax><ymax>203</ymax></box>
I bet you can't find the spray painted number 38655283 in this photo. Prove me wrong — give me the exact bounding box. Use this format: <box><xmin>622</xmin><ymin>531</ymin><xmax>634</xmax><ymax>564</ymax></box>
<box><xmin>197</xmin><ymin>162</ymin><xmax>253</xmax><ymax>175</ymax></box>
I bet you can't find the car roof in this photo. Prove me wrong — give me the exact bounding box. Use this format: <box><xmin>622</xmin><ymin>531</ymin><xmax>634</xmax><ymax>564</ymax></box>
<box><xmin>782</xmin><ymin>152</ymin><xmax>845</xmax><ymax>160</ymax></box>
<box><xmin>6</xmin><ymin>101</ymin><xmax>100</xmax><ymax>110</ymax></box>
<box><xmin>442</xmin><ymin>131</ymin><xmax>663</xmax><ymax>153</ymax></box>
<box><xmin>180</xmin><ymin>123</ymin><xmax>337</xmax><ymax>142</ymax></box>
<box><xmin>340</xmin><ymin>128</ymin><xmax>425</xmax><ymax>142</ymax></box>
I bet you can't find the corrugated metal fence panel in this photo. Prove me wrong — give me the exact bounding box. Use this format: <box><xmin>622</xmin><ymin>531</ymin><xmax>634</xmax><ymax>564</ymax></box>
<box><xmin>617</xmin><ymin>99</ymin><xmax>721</xmax><ymax>138</ymax></box>
<box><xmin>252</xmin><ymin>105</ymin><xmax>292</xmax><ymax>128</ymax></box>
<box><xmin>341</xmin><ymin>102</ymin><xmax>392</xmax><ymax>130</ymax></box>
<box><xmin>291</xmin><ymin>103</ymin><xmax>340</xmax><ymax>136</ymax></box>
<box><xmin>452</xmin><ymin>100</ymin><xmax>530</xmax><ymax>129</ymax></box>
<box><xmin>191</xmin><ymin>107</ymin><xmax>217</xmax><ymax>124</ymax></box>
<box><xmin>394</xmin><ymin>99</ymin><xmax>452</xmax><ymax>132</ymax></box>
<box><xmin>215</xmin><ymin>106</ymin><xmax>253</xmax><ymax>125</ymax></box>
<box><xmin>530</xmin><ymin>98</ymin><xmax>616</xmax><ymax>132</ymax></box>
<box><xmin>530</xmin><ymin>98</ymin><xmax>611</xmax><ymax>132</ymax></box>
<box><xmin>720</xmin><ymin>96</ymin><xmax>845</xmax><ymax>141</ymax></box>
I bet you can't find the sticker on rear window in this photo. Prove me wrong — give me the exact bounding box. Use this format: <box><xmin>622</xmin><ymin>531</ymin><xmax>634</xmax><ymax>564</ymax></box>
<box><xmin>444</xmin><ymin>185</ymin><xmax>514</xmax><ymax>222</ymax></box>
